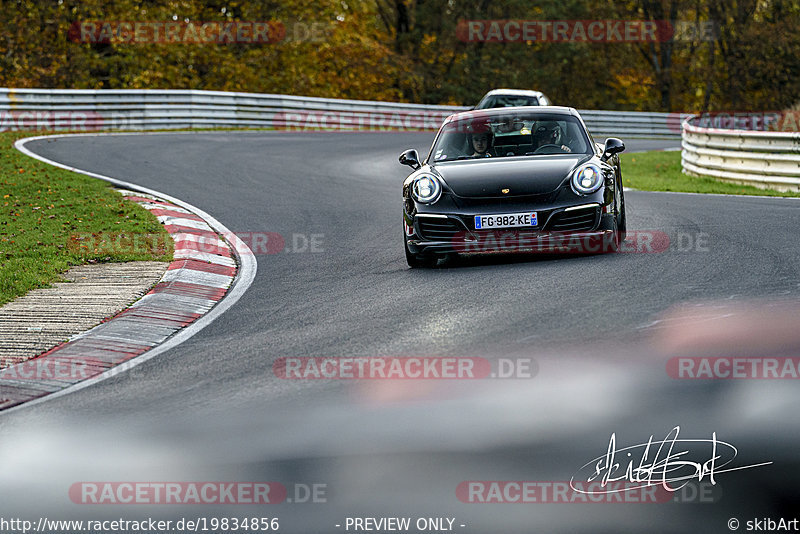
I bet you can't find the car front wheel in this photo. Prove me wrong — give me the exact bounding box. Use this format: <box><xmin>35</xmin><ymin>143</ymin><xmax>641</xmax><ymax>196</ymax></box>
<box><xmin>404</xmin><ymin>234</ymin><xmax>438</xmax><ymax>268</ymax></box>
<box><xmin>606</xmin><ymin>202</ymin><xmax>626</xmax><ymax>253</ymax></box>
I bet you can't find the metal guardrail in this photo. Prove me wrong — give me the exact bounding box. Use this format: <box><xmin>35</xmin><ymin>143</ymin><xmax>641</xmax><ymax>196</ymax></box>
<box><xmin>0</xmin><ymin>88</ymin><xmax>679</xmax><ymax>139</ymax></box>
<box><xmin>681</xmin><ymin>116</ymin><xmax>800</xmax><ymax>192</ymax></box>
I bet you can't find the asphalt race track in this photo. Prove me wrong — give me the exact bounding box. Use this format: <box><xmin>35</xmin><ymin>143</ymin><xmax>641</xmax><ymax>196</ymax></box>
<box><xmin>2</xmin><ymin>132</ymin><xmax>799</xmax><ymax>533</ymax></box>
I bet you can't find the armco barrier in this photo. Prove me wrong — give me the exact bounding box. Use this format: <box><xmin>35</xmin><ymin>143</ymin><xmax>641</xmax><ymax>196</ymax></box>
<box><xmin>681</xmin><ymin>116</ymin><xmax>800</xmax><ymax>192</ymax></box>
<box><xmin>0</xmin><ymin>88</ymin><xmax>679</xmax><ymax>139</ymax></box>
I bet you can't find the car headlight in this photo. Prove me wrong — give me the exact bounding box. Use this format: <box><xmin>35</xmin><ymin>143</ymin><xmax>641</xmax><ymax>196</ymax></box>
<box><xmin>412</xmin><ymin>174</ymin><xmax>442</xmax><ymax>204</ymax></box>
<box><xmin>571</xmin><ymin>164</ymin><xmax>603</xmax><ymax>195</ymax></box>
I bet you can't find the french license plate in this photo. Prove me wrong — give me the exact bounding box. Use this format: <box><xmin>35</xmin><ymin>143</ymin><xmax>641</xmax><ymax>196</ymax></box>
<box><xmin>474</xmin><ymin>212</ymin><xmax>538</xmax><ymax>230</ymax></box>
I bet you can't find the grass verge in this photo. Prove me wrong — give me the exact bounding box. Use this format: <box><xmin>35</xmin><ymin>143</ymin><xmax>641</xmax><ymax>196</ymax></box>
<box><xmin>0</xmin><ymin>131</ymin><xmax>173</xmax><ymax>306</ymax></box>
<box><xmin>620</xmin><ymin>150</ymin><xmax>800</xmax><ymax>197</ymax></box>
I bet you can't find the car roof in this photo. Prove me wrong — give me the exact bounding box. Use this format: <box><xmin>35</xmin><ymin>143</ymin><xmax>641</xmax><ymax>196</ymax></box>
<box><xmin>445</xmin><ymin>106</ymin><xmax>579</xmax><ymax>123</ymax></box>
<box><xmin>481</xmin><ymin>89</ymin><xmax>546</xmax><ymax>98</ymax></box>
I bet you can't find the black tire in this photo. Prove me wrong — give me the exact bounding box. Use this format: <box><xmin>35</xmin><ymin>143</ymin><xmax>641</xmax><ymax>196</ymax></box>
<box><xmin>606</xmin><ymin>208</ymin><xmax>624</xmax><ymax>253</ymax></box>
<box><xmin>405</xmin><ymin>235</ymin><xmax>438</xmax><ymax>268</ymax></box>
<box><xmin>606</xmin><ymin>186</ymin><xmax>627</xmax><ymax>253</ymax></box>
<box><xmin>617</xmin><ymin>191</ymin><xmax>627</xmax><ymax>239</ymax></box>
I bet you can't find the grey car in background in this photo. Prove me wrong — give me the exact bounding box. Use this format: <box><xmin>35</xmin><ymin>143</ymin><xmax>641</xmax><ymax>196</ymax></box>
<box><xmin>475</xmin><ymin>88</ymin><xmax>552</xmax><ymax>109</ymax></box>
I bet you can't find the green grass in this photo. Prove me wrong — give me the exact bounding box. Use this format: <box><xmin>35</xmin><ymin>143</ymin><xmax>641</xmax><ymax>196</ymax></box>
<box><xmin>620</xmin><ymin>149</ymin><xmax>800</xmax><ymax>197</ymax></box>
<box><xmin>0</xmin><ymin>131</ymin><xmax>173</xmax><ymax>306</ymax></box>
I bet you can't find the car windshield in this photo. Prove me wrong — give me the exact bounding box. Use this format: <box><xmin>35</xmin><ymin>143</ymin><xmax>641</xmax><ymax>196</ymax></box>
<box><xmin>477</xmin><ymin>95</ymin><xmax>540</xmax><ymax>108</ymax></box>
<box><xmin>430</xmin><ymin>112</ymin><xmax>592</xmax><ymax>162</ymax></box>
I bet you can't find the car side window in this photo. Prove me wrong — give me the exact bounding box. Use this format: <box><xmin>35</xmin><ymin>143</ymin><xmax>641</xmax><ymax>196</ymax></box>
<box><xmin>434</xmin><ymin>132</ymin><xmax>469</xmax><ymax>161</ymax></box>
<box><xmin>564</xmin><ymin>122</ymin><xmax>588</xmax><ymax>153</ymax></box>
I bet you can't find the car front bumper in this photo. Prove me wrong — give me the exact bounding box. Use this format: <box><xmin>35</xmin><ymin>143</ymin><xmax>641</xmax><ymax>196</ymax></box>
<box><xmin>405</xmin><ymin>202</ymin><xmax>619</xmax><ymax>255</ymax></box>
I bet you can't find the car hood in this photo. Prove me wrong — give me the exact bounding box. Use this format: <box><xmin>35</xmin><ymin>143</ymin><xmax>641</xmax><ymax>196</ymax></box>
<box><xmin>431</xmin><ymin>155</ymin><xmax>589</xmax><ymax>198</ymax></box>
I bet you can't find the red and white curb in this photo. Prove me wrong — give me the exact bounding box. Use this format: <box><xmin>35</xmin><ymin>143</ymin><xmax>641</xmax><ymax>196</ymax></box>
<box><xmin>1</xmin><ymin>134</ymin><xmax>257</xmax><ymax>413</ymax></box>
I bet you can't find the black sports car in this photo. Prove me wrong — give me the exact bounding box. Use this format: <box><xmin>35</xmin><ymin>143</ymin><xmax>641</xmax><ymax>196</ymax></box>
<box><xmin>399</xmin><ymin>106</ymin><xmax>627</xmax><ymax>267</ymax></box>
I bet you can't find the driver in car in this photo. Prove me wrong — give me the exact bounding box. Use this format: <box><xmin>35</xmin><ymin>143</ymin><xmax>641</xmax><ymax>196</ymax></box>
<box><xmin>533</xmin><ymin>122</ymin><xmax>572</xmax><ymax>153</ymax></box>
<box><xmin>468</xmin><ymin>130</ymin><xmax>494</xmax><ymax>157</ymax></box>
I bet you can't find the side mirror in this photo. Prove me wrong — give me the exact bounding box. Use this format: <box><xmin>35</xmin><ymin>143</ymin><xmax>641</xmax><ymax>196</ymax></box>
<box><xmin>602</xmin><ymin>138</ymin><xmax>625</xmax><ymax>160</ymax></box>
<box><xmin>399</xmin><ymin>149</ymin><xmax>421</xmax><ymax>170</ymax></box>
